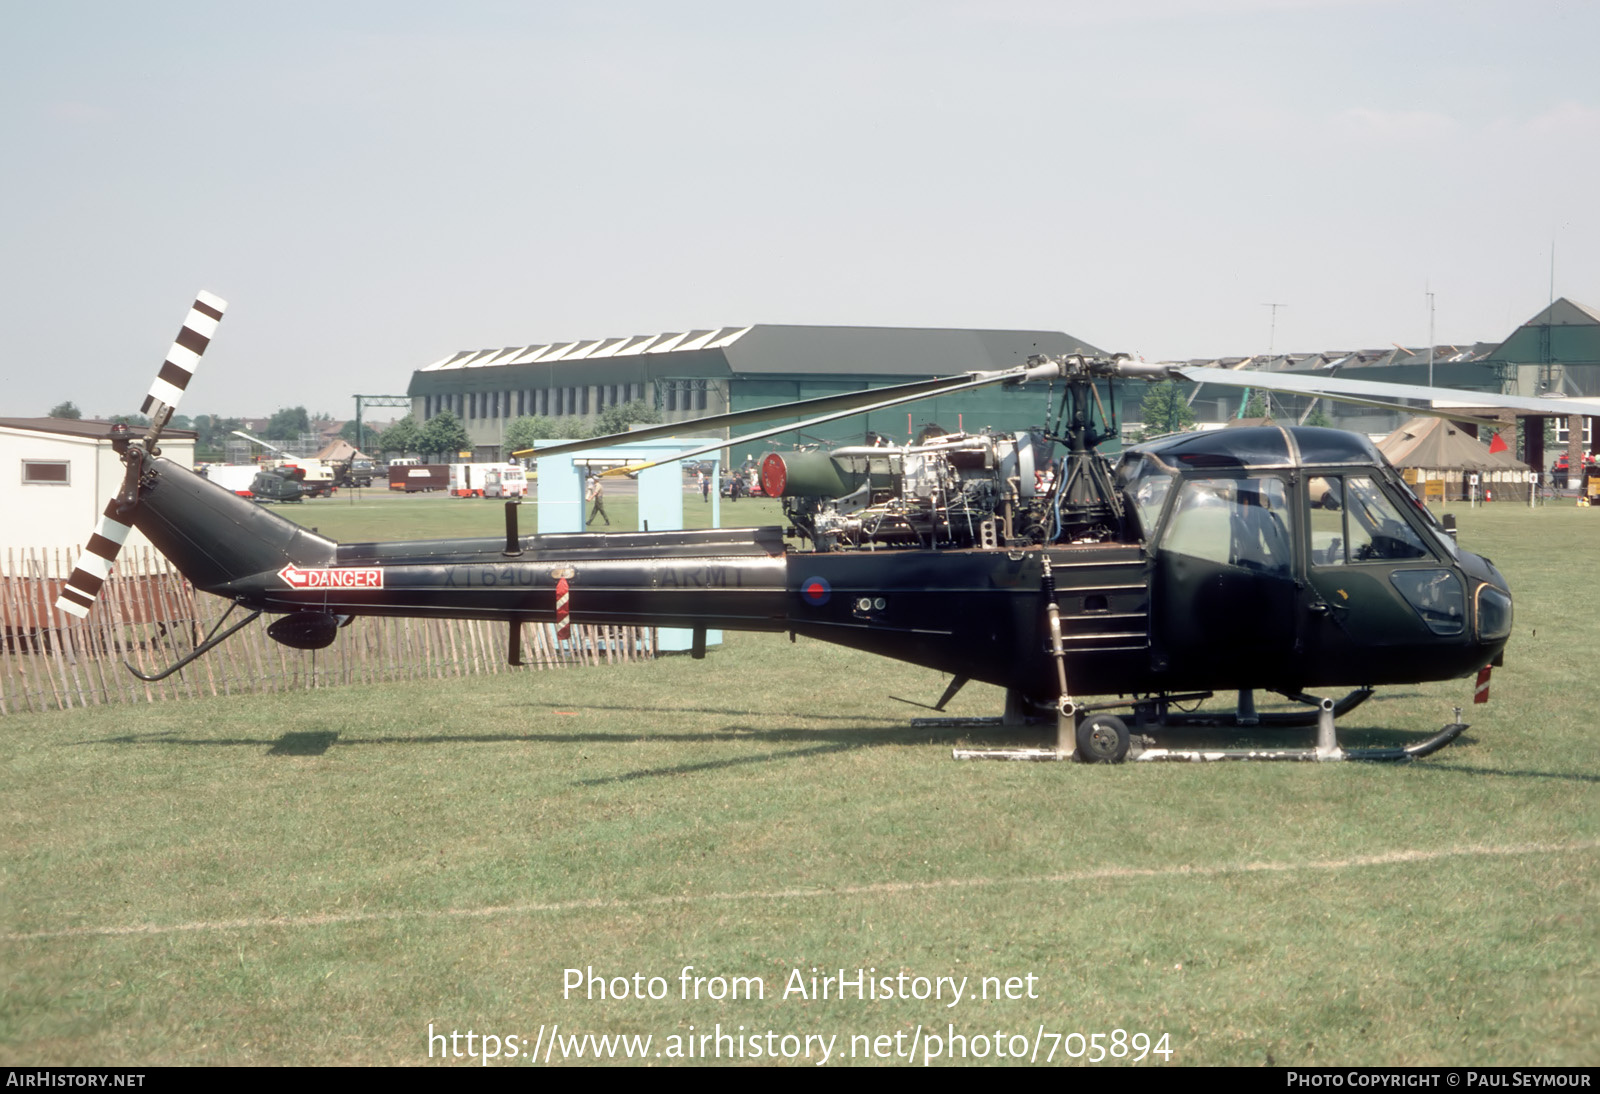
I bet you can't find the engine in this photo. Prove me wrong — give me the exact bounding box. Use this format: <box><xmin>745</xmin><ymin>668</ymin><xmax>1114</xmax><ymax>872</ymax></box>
<box><xmin>760</xmin><ymin>431</ymin><xmax>1085</xmax><ymax>551</ymax></box>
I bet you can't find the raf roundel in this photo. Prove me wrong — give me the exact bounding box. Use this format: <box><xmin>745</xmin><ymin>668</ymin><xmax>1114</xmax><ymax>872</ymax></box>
<box><xmin>801</xmin><ymin>576</ymin><xmax>831</xmax><ymax>607</ymax></box>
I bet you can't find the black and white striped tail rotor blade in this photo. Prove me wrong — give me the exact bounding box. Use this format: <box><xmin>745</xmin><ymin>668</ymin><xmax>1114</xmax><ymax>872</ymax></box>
<box><xmin>56</xmin><ymin>500</ymin><xmax>136</xmax><ymax>618</ymax></box>
<box><xmin>140</xmin><ymin>290</ymin><xmax>227</xmax><ymax>426</ymax></box>
<box><xmin>57</xmin><ymin>289</ymin><xmax>227</xmax><ymax>619</ymax></box>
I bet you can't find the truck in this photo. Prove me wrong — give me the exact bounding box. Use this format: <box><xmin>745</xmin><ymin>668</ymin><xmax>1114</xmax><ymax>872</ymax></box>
<box><xmin>482</xmin><ymin>464</ymin><xmax>528</xmax><ymax>498</ymax></box>
<box><xmin>449</xmin><ymin>462</ymin><xmax>527</xmax><ymax>498</ymax></box>
<box><xmin>198</xmin><ymin>464</ymin><xmax>260</xmax><ymax>497</ymax></box>
<box><xmin>388</xmin><ymin>464</ymin><xmax>449</xmax><ymax>492</ymax></box>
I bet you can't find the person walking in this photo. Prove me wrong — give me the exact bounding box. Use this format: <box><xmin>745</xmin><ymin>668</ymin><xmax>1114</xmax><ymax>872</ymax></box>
<box><xmin>698</xmin><ymin>469</ymin><xmax>710</xmax><ymax>502</ymax></box>
<box><xmin>585</xmin><ymin>473</ymin><xmax>609</xmax><ymax>526</ymax></box>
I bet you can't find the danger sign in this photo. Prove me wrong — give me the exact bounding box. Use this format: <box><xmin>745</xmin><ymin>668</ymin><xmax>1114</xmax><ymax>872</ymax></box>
<box><xmin>278</xmin><ymin>564</ymin><xmax>384</xmax><ymax>590</ymax></box>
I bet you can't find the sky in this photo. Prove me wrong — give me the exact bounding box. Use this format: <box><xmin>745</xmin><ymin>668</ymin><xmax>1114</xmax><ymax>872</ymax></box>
<box><xmin>2</xmin><ymin>0</ymin><xmax>1597</xmax><ymax>419</ymax></box>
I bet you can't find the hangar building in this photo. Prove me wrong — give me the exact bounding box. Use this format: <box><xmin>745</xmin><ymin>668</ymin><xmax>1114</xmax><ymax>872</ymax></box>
<box><xmin>406</xmin><ymin>324</ymin><xmax>1105</xmax><ymax>460</ymax></box>
<box><xmin>1175</xmin><ymin>297</ymin><xmax>1600</xmax><ymax>472</ymax></box>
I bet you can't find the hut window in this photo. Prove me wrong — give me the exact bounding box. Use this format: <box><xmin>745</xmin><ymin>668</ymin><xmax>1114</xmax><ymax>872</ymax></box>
<box><xmin>23</xmin><ymin>460</ymin><xmax>70</xmax><ymax>485</ymax></box>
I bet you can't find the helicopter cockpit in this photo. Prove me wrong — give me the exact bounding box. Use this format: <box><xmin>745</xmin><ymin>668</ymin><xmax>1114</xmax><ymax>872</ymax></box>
<box><xmin>1116</xmin><ymin>426</ymin><xmax>1508</xmax><ymax>689</ymax></box>
<box><xmin>1117</xmin><ymin>426</ymin><xmax>1458</xmax><ymax>556</ymax></box>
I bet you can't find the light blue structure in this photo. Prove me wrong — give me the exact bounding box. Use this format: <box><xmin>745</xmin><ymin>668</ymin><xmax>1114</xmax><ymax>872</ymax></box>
<box><xmin>530</xmin><ymin>437</ymin><xmax>722</xmax><ymax>653</ymax></box>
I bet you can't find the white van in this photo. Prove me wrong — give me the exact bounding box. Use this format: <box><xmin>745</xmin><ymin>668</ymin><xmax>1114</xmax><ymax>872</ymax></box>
<box><xmin>483</xmin><ymin>464</ymin><xmax>528</xmax><ymax>498</ymax></box>
<box><xmin>451</xmin><ymin>462</ymin><xmax>527</xmax><ymax>498</ymax></box>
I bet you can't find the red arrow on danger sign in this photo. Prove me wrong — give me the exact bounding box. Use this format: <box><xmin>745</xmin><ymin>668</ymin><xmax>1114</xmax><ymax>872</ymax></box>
<box><xmin>277</xmin><ymin>564</ymin><xmax>384</xmax><ymax>590</ymax></box>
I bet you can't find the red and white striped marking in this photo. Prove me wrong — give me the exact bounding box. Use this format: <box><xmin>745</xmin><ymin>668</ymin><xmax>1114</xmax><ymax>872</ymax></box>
<box><xmin>556</xmin><ymin>577</ymin><xmax>570</xmax><ymax>641</ymax></box>
<box><xmin>1473</xmin><ymin>666</ymin><xmax>1491</xmax><ymax>704</ymax></box>
<box><xmin>141</xmin><ymin>291</ymin><xmax>227</xmax><ymax>416</ymax></box>
<box><xmin>55</xmin><ymin>501</ymin><xmax>134</xmax><ymax>618</ymax></box>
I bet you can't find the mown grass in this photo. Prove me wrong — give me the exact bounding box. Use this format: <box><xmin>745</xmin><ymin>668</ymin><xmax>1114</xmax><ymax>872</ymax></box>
<box><xmin>1</xmin><ymin>502</ymin><xmax>1595</xmax><ymax>1066</ymax></box>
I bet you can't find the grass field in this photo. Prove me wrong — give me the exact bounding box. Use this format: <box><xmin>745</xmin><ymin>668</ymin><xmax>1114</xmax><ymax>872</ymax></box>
<box><xmin>2</xmin><ymin>501</ymin><xmax>1595</xmax><ymax>1066</ymax></box>
<box><xmin>286</xmin><ymin>483</ymin><xmax>771</xmax><ymax>542</ymax></box>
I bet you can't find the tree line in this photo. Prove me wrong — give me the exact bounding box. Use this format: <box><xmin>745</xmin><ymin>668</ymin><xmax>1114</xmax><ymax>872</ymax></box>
<box><xmin>368</xmin><ymin>401</ymin><xmax>663</xmax><ymax>461</ymax></box>
<box><xmin>47</xmin><ymin>401</ymin><xmax>355</xmax><ymax>460</ymax></box>
<box><xmin>1134</xmin><ymin>383</ymin><xmax>1330</xmax><ymax>441</ymax></box>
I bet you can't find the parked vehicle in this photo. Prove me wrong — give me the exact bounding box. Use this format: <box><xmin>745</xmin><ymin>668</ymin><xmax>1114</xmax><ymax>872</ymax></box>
<box><xmin>450</xmin><ymin>462</ymin><xmax>527</xmax><ymax>498</ymax></box>
<box><xmin>331</xmin><ymin>458</ymin><xmax>376</xmax><ymax>488</ymax></box>
<box><xmin>272</xmin><ymin>457</ymin><xmax>335</xmax><ymax>498</ymax></box>
<box><xmin>198</xmin><ymin>464</ymin><xmax>259</xmax><ymax>497</ymax></box>
<box><xmin>249</xmin><ymin>466</ymin><xmax>306</xmax><ymax>503</ymax></box>
<box><xmin>389</xmin><ymin>464</ymin><xmax>448</xmax><ymax>492</ymax></box>
<box><xmin>482</xmin><ymin>464</ymin><xmax>528</xmax><ymax>498</ymax></box>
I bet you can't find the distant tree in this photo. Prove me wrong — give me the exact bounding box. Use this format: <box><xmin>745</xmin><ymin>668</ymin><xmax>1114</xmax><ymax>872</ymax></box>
<box><xmin>1138</xmin><ymin>382</ymin><xmax>1195</xmax><ymax>438</ymax></box>
<box><xmin>265</xmin><ymin>406</ymin><xmax>311</xmax><ymax>440</ymax></box>
<box><xmin>378</xmin><ymin>416</ymin><xmax>422</xmax><ymax>458</ymax></box>
<box><xmin>420</xmin><ymin>409</ymin><xmax>471</xmax><ymax>460</ymax></box>
<box><xmin>48</xmin><ymin>401</ymin><xmax>82</xmax><ymax>419</ymax></box>
<box><xmin>1303</xmin><ymin>406</ymin><xmax>1333</xmax><ymax>428</ymax></box>
<box><xmin>503</xmin><ymin>415</ymin><xmax>562</xmax><ymax>453</ymax></box>
<box><xmin>108</xmin><ymin>413</ymin><xmax>152</xmax><ymax>428</ymax></box>
<box><xmin>190</xmin><ymin>415</ymin><xmax>246</xmax><ymax>458</ymax></box>
<box><xmin>594</xmin><ymin>401</ymin><xmax>662</xmax><ymax>436</ymax></box>
<box><xmin>1240</xmin><ymin>392</ymin><xmax>1271</xmax><ymax>420</ymax></box>
<box><xmin>339</xmin><ymin>419</ymin><xmax>362</xmax><ymax>445</ymax></box>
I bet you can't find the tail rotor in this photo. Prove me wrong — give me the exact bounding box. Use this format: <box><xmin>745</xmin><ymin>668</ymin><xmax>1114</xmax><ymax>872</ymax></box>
<box><xmin>55</xmin><ymin>290</ymin><xmax>228</xmax><ymax>619</ymax></box>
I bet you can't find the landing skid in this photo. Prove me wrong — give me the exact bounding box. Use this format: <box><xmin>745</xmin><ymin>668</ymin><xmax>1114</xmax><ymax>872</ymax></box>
<box><xmin>951</xmin><ymin>692</ymin><xmax>1469</xmax><ymax>764</ymax></box>
<box><xmin>1155</xmin><ymin>687</ymin><xmax>1375</xmax><ymax>728</ymax></box>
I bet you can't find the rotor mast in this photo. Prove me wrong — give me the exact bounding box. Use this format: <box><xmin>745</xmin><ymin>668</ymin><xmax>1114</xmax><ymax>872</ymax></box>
<box><xmin>1027</xmin><ymin>354</ymin><xmax>1171</xmax><ymax>543</ymax></box>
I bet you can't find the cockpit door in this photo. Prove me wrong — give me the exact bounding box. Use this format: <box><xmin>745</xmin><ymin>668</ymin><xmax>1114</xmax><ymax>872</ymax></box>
<box><xmin>1154</xmin><ymin>474</ymin><xmax>1297</xmax><ymax>685</ymax></box>
<box><xmin>1301</xmin><ymin>474</ymin><xmax>1460</xmax><ymax>668</ymax></box>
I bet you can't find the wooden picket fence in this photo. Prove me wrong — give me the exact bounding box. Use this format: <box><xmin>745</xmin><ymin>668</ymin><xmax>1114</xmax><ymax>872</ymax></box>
<box><xmin>0</xmin><ymin>546</ymin><xmax>655</xmax><ymax>716</ymax></box>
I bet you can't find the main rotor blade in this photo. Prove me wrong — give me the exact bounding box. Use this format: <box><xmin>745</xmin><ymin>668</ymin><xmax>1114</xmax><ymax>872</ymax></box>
<box><xmin>231</xmin><ymin>428</ymin><xmax>285</xmax><ymax>454</ymax></box>
<box><xmin>515</xmin><ymin>369</ymin><xmax>1036</xmax><ymax>460</ymax></box>
<box><xmin>1281</xmin><ymin>393</ymin><xmax>1502</xmax><ymax>429</ymax></box>
<box><xmin>1176</xmin><ymin>366</ymin><xmax>1600</xmax><ymax>419</ymax></box>
<box><xmin>594</xmin><ymin>370</ymin><xmax>1038</xmax><ymax>477</ymax></box>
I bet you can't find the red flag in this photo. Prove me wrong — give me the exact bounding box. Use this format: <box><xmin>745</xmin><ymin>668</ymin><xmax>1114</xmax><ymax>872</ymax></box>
<box><xmin>1487</xmin><ymin>431</ymin><xmax>1508</xmax><ymax>454</ymax></box>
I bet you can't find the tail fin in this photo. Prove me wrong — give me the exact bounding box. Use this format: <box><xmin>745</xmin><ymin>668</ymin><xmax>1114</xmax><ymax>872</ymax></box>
<box><xmin>57</xmin><ymin>290</ymin><xmax>228</xmax><ymax>618</ymax></box>
<box><xmin>133</xmin><ymin>458</ymin><xmax>336</xmax><ymax>593</ymax></box>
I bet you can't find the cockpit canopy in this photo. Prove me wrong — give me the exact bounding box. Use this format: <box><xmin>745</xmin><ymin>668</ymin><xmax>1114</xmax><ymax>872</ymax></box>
<box><xmin>1115</xmin><ymin>426</ymin><xmax>1459</xmax><ymax>561</ymax></box>
<box><xmin>1127</xmin><ymin>424</ymin><xmax>1387</xmax><ymax>471</ymax></box>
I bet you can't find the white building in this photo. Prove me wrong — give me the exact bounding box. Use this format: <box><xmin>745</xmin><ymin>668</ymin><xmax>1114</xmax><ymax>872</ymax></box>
<box><xmin>0</xmin><ymin>418</ymin><xmax>195</xmax><ymax>574</ymax></box>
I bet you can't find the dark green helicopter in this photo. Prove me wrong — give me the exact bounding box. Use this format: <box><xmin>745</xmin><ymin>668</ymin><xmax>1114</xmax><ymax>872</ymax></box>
<box><xmin>57</xmin><ymin>293</ymin><xmax>1593</xmax><ymax>762</ymax></box>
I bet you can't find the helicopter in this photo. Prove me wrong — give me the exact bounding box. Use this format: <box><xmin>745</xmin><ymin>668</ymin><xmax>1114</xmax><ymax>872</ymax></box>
<box><xmin>53</xmin><ymin>292</ymin><xmax>1600</xmax><ymax>763</ymax></box>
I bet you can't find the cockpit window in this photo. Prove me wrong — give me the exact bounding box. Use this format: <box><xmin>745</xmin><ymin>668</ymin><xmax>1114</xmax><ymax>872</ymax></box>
<box><xmin>1307</xmin><ymin>475</ymin><xmax>1431</xmax><ymax>565</ymax></box>
<box><xmin>1116</xmin><ymin>453</ymin><xmax>1177</xmax><ymax>539</ymax></box>
<box><xmin>1382</xmin><ymin>467</ymin><xmax>1460</xmax><ymax>559</ymax></box>
<box><xmin>1162</xmin><ymin>476</ymin><xmax>1291</xmax><ymax>574</ymax></box>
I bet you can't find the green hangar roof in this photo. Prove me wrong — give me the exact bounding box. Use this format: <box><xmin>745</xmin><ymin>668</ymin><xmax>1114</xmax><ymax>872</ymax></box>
<box><xmin>1487</xmin><ymin>298</ymin><xmax>1600</xmax><ymax>370</ymax></box>
<box><xmin>408</xmin><ymin>323</ymin><xmax>1107</xmax><ymax>395</ymax></box>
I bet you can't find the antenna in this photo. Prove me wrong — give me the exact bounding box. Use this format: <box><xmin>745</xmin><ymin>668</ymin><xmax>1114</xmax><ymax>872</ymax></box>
<box><xmin>1261</xmin><ymin>302</ymin><xmax>1287</xmax><ymax>357</ymax></box>
<box><xmin>1261</xmin><ymin>303</ymin><xmax>1287</xmax><ymax>418</ymax></box>
<box><xmin>1426</xmin><ymin>286</ymin><xmax>1435</xmax><ymax>388</ymax></box>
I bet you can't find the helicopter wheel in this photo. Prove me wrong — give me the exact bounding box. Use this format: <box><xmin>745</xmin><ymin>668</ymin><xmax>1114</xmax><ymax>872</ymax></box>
<box><xmin>1075</xmin><ymin>714</ymin><xmax>1130</xmax><ymax>764</ymax></box>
